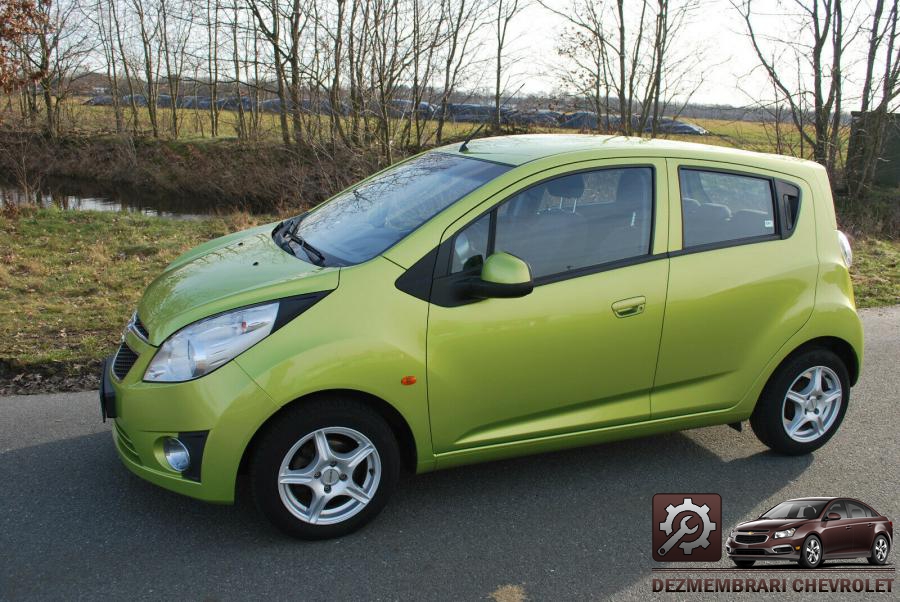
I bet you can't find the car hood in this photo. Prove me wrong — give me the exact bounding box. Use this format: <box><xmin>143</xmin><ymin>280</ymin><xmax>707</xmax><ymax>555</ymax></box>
<box><xmin>735</xmin><ymin>518</ymin><xmax>810</xmax><ymax>531</ymax></box>
<box><xmin>137</xmin><ymin>224</ymin><xmax>339</xmax><ymax>345</ymax></box>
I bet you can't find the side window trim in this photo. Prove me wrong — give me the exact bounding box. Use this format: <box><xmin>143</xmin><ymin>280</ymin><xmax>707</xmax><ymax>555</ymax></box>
<box><xmin>674</xmin><ymin>164</ymin><xmax>803</xmax><ymax>256</ymax></box>
<box><xmin>443</xmin><ymin>163</ymin><xmax>659</xmax><ymax>282</ymax></box>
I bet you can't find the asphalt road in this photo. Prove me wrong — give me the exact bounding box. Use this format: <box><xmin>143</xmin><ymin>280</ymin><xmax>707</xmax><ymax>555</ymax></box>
<box><xmin>1</xmin><ymin>306</ymin><xmax>898</xmax><ymax>601</ymax></box>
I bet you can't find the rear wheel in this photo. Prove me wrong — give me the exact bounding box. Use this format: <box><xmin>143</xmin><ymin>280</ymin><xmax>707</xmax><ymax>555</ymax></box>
<box><xmin>732</xmin><ymin>559</ymin><xmax>755</xmax><ymax>568</ymax></box>
<box><xmin>868</xmin><ymin>534</ymin><xmax>890</xmax><ymax>565</ymax></box>
<box><xmin>751</xmin><ymin>349</ymin><xmax>849</xmax><ymax>455</ymax></box>
<box><xmin>250</xmin><ymin>397</ymin><xmax>400</xmax><ymax>539</ymax></box>
<box><xmin>798</xmin><ymin>535</ymin><xmax>824</xmax><ymax>569</ymax></box>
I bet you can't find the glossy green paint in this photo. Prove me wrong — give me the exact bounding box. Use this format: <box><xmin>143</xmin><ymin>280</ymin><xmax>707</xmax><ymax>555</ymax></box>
<box><xmin>138</xmin><ymin>224</ymin><xmax>338</xmax><ymax>345</ymax></box>
<box><xmin>481</xmin><ymin>252</ymin><xmax>532</xmax><ymax>284</ymax></box>
<box><xmin>110</xmin><ymin>135</ymin><xmax>862</xmax><ymax>504</ymax></box>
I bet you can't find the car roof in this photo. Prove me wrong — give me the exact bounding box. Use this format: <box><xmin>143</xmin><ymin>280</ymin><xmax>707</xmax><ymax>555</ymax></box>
<box><xmin>437</xmin><ymin>134</ymin><xmax>823</xmax><ymax>174</ymax></box>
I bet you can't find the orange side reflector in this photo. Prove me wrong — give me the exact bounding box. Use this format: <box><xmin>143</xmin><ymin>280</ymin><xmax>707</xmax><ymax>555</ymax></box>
<box><xmin>401</xmin><ymin>375</ymin><xmax>417</xmax><ymax>386</ymax></box>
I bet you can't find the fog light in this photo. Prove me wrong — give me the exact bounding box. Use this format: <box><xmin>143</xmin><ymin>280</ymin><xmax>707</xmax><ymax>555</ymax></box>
<box><xmin>163</xmin><ymin>437</ymin><xmax>191</xmax><ymax>472</ymax></box>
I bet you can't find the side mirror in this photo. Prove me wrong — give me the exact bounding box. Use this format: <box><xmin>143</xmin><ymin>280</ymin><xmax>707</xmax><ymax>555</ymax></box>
<box><xmin>824</xmin><ymin>512</ymin><xmax>841</xmax><ymax>521</ymax></box>
<box><xmin>464</xmin><ymin>252</ymin><xmax>533</xmax><ymax>299</ymax></box>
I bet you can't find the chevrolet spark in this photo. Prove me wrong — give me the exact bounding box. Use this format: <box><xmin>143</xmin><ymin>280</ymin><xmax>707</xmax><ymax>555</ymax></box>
<box><xmin>102</xmin><ymin>135</ymin><xmax>863</xmax><ymax>539</ymax></box>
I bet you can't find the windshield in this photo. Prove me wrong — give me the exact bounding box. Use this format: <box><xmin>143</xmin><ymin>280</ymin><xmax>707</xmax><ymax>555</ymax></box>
<box><xmin>760</xmin><ymin>500</ymin><xmax>828</xmax><ymax>520</ymax></box>
<box><xmin>293</xmin><ymin>152</ymin><xmax>510</xmax><ymax>265</ymax></box>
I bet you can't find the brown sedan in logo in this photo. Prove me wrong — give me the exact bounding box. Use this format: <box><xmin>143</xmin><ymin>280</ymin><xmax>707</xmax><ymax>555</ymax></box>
<box><xmin>726</xmin><ymin>497</ymin><xmax>893</xmax><ymax>568</ymax></box>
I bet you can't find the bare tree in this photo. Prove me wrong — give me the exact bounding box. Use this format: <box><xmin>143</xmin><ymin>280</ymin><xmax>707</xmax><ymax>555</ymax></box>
<box><xmin>733</xmin><ymin>0</ymin><xmax>854</xmax><ymax>175</ymax></box>
<box><xmin>491</xmin><ymin>0</ymin><xmax>523</xmax><ymax>134</ymax></box>
<box><xmin>545</xmin><ymin>0</ymin><xmax>700</xmax><ymax>136</ymax></box>
<box><xmin>847</xmin><ymin>0</ymin><xmax>900</xmax><ymax>197</ymax></box>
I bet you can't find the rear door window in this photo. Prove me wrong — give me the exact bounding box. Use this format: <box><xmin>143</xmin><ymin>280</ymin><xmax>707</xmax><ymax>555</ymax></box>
<box><xmin>680</xmin><ymin>169</ymin><xmax>776</xmax><ymax>248</ymax></box>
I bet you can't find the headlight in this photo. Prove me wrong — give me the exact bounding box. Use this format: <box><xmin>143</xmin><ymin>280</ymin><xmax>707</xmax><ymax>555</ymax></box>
<box><xmin>774</xmin><ymin>528</ymin><xmax>796</xmax><ymax>539</ymax></box>
<box><xmin>837</xmin><ymin>230</ymin><xmax>852</xmax><ymax>267</ymax></box>
<box><xmin>144</xmin><ymin>302</ymin><xmax>279</xmax><ymax>382</ymax></box>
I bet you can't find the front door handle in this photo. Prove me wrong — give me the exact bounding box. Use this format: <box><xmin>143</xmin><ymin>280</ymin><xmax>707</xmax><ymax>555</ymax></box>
<box><xmin>845</xmin><ymin>526</ymin><xmax>852</xmax><ymax>530</ymax></box>
<box><xmin>612</xmin><ymin>296</ymin><xmax>646</xmax><ymax>318</ymax></box>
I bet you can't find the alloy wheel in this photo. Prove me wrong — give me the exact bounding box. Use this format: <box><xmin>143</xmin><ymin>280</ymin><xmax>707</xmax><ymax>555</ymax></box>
<box><xmin>806</xmin><ymin>539</ymin><xmax>821</xmax><ymax>565</ymax></box>
<box><xmin>875</xmin><ymin>537</ymin><xmax>889</xmax><ymax>563</ymax></box>
<box><xmin>782</xmin><ymin>366</ymin><xmax>842</xmax><ymax>443</ymax></box>
<box><xmin>277</xmin><ymin>426</ymin><xmax>381</xmax><ymax>525</ymax></box>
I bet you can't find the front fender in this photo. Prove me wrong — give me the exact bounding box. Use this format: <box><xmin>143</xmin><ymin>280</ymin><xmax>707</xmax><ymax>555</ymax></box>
<box><xmin>235</xmin><ymin>258</ymin><xmax>435</xmax><ymax>473</ymax></box>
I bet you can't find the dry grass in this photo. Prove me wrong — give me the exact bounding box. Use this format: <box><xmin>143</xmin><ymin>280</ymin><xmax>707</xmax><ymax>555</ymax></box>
<box><xmin>0</xmin><ymin>208</ymin><xmax>270</xmax><ymax>379</ymax></box>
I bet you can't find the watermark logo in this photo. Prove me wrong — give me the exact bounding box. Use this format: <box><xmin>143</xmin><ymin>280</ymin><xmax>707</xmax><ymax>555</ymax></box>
<box><xmin>652</xmin><ymin>494</ymin><xmax>722</xmax><ymax>562</ymax></box>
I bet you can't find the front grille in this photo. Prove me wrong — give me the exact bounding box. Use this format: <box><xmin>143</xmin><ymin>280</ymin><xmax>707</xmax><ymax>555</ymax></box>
<box><xmin>732</xmin><ymin>549</ymin><xmax>766</xmax><ymax>555</ymax></box>
<box><xmin>133</xmin><ymin>315</ymin><xmax>150</xmax><ymax>339</ymax></box>
<box><xmin>112</xmin><ymin>342</ymin><xmax>138</xmax><ymax>380</ymax></box>
<box><xmin>736</xmin><ymin>534</ymin><xmax>768</xmax><ymax>544</ymax></box>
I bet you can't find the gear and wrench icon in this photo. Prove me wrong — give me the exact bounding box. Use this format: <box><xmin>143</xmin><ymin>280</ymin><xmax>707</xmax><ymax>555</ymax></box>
<box><xmin>658</xmin><ymin>497</ymin><xmax>717</xmax><ymax>555</ymax></box>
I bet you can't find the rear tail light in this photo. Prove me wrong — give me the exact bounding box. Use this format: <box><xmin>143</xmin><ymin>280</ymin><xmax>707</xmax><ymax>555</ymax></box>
<box><xmin>837</xmin><ymin>230</ymin><xmax>853</xmax><ymax>267</ymax></box>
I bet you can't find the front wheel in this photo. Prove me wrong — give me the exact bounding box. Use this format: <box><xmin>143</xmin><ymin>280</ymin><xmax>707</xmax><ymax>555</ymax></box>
<box><xmin>798</xmin><ymin>535</ymin><xmax>824</xmax><ymax>569</ymax></box>
<box><xmin>868</xmin><ymin>534</ymin><xmax>891</xmax><ymax>565</ymax></box>
<box><xmin>250</xmin><ymin>398</ymin><xmax>401</xmax><ymax>539</ymax></box>
<box><xmin>751</xmin><ymin>349</ymin><xmax>849</xmax><ymax>455</ymax></box>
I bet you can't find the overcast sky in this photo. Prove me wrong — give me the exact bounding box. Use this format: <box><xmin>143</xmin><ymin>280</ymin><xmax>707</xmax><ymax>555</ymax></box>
<box><xmin>492</xmin><ymin>0</ymin><xmax>878</xmax><ymax>108</ymax></box>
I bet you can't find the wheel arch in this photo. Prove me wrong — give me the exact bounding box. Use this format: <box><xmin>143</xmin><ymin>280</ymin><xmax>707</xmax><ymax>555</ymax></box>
<box><xmin>781</xmin><ymin>336</ymin><xmax>860</xmax><ymax>386</ymax></box>
<box><xmin>238</xmin><ymin>389</ymin><xmax>419</xmax><ymax>481</ymax></box>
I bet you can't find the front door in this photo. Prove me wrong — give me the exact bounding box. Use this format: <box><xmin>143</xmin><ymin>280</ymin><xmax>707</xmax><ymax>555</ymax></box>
<box><xmin>426</xmin><ymin>161</ymin><xmax>669</xmax><ymax>454</ymax></box>
<box><xmin>819</xmin><ymin>500</ymin><xmax>854</xmax><ymax>556</ymax></box>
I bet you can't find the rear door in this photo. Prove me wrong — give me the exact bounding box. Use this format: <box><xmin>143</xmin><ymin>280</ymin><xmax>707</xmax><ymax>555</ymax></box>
<box><xmin>845</xmin><ymin>501</ymin><xmax>877</xmax><ymax>554</ymax></box>
<box><xmin>651</xmin><ymin>160</ymin><xmax>818</xmax><ymax>418</ymax></box>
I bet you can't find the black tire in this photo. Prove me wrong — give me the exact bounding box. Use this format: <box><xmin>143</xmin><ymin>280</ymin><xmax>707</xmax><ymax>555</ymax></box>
<box><xmin>732</xmin><ymin>559</ymin><xmax>755</xmax><ymax>568</ymax></box>
<box><xmin>868</xmin><ymin>534</ymin><xmax>891</xmax><ymax>566</ymax></box>
<box><xmin>250</xmin><ymin>396</ymin><xmax>401</xmax><ymax>540</ymax></box>
<box><xmin>750</xmin><ymin>348</ymin><xmax>850</xmax><ymax>455</ymax></box>
<box><xmin>797</xmin><ymin>535</ymin><xmax>824</xmax><ymax>569</ymax></box>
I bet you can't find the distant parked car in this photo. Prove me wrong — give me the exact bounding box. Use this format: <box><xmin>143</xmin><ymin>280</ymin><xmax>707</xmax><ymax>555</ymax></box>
<box><xmin>260</xmin><ymin>98</ymin><xmax>289</xmax><ymax>113</ymax></box>
<box><xmin>436</xmin><ymin>103</ymin><xmax>514</xmax><ymax>124</ymax></box>
<box><xmin>387</xmin><ymin>99</ymin><xmax>435</xmax><ymax>119</ymax></box>
<box><xmin>559</xmin><ymin>111</ymin><xmax>599</xmax><ymax>129</ymax></box>
<box><xmin>647</xmin><ymin>118</ymin><xmax>708</xmax><ymax>135</ymax></box>
<box><xmin>122</xmin><ymin>94</ymin><xmax>148</xmax><ymax>107</ymax></box>
<box><xmin>508</xmin><ymin>110</ymin><xmax>562</xmax><ymax>127</ymax></box>
<box><xmin>727</xmin><ymin>497</ymin><xmax>892</xmax><ymax>568</ymax></box>
<box><xmin>156</xmin><ymin>94</ymin><xmax>173</xmax><ymax>108</ymax></box>
<box><xmin>216</xmin><ymin>96</ymin><xmax>255</xmax><ymax>111</ymax></box>
<box><xmin>178</xmin><ymin>96</ymin><xmax>212</xmax><ymax>110</ymax></box>
<box><xmin>83</xmin><ymin>95</ymin><xmax>114</xmax><ymax>106</ymax></box>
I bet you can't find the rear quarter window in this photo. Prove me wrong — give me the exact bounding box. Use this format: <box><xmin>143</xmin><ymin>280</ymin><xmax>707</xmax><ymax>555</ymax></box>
<box><xmin>680</xmin><ymin>169</ymin><xmax>777</xmax><ymax>248</ymax></box>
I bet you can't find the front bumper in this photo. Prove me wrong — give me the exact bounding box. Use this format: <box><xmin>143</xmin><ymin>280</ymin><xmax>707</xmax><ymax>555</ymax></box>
<box><xmin>726</xmin><ymin>535</ymin><xmax>801</xmax><ymax>561</ymax></box>
<box><xmin>105</xmin><ymin>329</ymin><xmax>278</xmax><ymax>503</ymax></box>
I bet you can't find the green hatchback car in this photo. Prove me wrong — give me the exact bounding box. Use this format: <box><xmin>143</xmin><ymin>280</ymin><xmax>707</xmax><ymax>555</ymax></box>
<box><xmin>102</xmin><ymin>135</ymin><xmax>863</xmax><ymax>539</ymax></box>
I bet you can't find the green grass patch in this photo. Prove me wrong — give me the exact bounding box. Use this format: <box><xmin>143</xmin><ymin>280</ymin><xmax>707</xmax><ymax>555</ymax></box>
<box><xmin>0</xmin><ymin>209</ymin><xmax>268</xmax><ymax>377</ymax></box>
<box><xmin>851</xmin><ymin>238</ymin><xmax>900</xmax><ymax>308</ymax></box>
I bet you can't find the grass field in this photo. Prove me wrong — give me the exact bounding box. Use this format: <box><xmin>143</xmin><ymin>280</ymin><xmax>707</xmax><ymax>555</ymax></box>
<box><xmin>1</xmin><ymin>208</ymin><xmax>896</xmax><ymax>393</ymax></box>
<box><xmin>54</xmin><ymin>100</ymin><xmax>822</xmax><ymax>158</ymax></box>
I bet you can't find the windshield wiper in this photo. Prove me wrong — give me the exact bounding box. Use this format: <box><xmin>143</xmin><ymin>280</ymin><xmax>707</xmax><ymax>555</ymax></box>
<box><xmin>274</xmin><ymin>218</ymin><xmax>326</xmax><ymax>266</ymax></box>
<box><xmin>280</xmin><ymin>220</ymin><xmax>326</xmax><ymax>266</ymax></box>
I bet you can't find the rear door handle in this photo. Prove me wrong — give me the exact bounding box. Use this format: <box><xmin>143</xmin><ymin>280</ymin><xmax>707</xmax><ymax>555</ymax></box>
<box><xmin>612</xmin><ymin>296</ymin><xmax>646</xmax><ymax>318</ymax></box>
